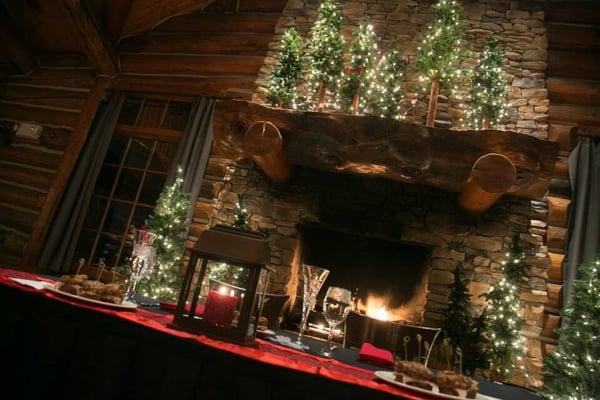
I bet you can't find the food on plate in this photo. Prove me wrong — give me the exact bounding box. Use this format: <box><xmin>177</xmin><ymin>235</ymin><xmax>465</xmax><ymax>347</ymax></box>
<box><xmin>56</xmin><ymin>274</ymin><xmax>125</xmax><ymax>305</ymax></box>
<box><xmin>393</xmin><ymin>360</ymin><xmax>436</xmax><ymax>391</ymax></box>
<box><xmin>435</xmin><ymin>370</ymin><xmax>478</xmax><ymax>399</ymax></box>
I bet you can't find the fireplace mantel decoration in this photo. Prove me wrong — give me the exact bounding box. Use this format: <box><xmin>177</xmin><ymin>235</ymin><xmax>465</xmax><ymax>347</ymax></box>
<box><xmin>212</xmin><ymin>100</ymin><xmax>559</xmax><ymax>214</ymax></box>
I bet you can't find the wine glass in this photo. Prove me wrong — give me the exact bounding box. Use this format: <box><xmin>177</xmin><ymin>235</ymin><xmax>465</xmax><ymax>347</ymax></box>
<box><xmin>296</xmin><ymin>264</ymin><xmax>330</xmax><ymax>344</ymax></box>
<box><xmin>320</xmin><ymin>286</ymin><xmax>352</xmax><ymax>357</ymax></box>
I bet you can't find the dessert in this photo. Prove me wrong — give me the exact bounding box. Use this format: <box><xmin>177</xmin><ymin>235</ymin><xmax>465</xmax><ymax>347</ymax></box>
<box><xmin>435</xmin><ymin>371</ymin><xmax>478</xmax><ymax>399</ymax></box>
<box><xmin>56</xmin><ymin>274</ymin><xmax>125</xmax><ymax>305</ymax></box>
<box><xmin>393</xmin><ymin>360</ymin><xmax>436</xmax><ymax>391</ymax></box>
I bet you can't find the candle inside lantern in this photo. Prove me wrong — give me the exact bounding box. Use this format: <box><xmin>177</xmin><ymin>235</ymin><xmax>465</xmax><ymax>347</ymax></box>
<box><xmin>203</xmin><ymin>289</ymin><xmax>239</xmax><ymax>327</ymax></box>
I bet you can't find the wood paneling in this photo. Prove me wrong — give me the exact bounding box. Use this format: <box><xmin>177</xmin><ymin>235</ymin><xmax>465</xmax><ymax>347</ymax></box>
<box><xmin>0</xmin><ymin>205</ymin><xmax>36</xmax><ymax>234</ymax></box>
<box><xmin>547</xmin><ymin>226</ymin><xmax>567</xmax><ymax>252</ymax></box>
<box><xmin>547</xmin><ymin>196</ymin><xmax>571</xmax><ymax>228</ymax></box>
<box><xmin>545</xmin><ymin>1</ymin><xmax>600</xmax><ymax>25</ymax></box>
<box><xmin>0</xmin><ymin>183</ymin><xmax>46</xmax><ymax>211</ymax></box>
<box><xmin>0</xmin><ymin>146</ymin><xmax>62</xmax><ymax>170</ymax></box>
<box><xmin>548</xmin><ymin>50</ymin><xmax>600</xmax><ymax>80</ymax></box>
<box><xmin>120</xmin><ymin>53</ymin><xmax>265</xmax><ymax>76</ymax></box>
<box><xmin>6</xmin><ymin>68</ymin><xmax>95</xmax><ymax>90</ymax></box>
<box><xmin>112</xmin><ymin>75</ymin><xmax>256</xmax><ymax>98</ymax></box>
<box><xmin>0</xmin><ymin>164</ymin><xmax>55</xmax><ymax>190</ymax></box>
<box><xmin>548</xmin><ymin>252</ymin><xmax>565</xmax><ymax>282</ymax></box>
<box><xmin>547</xmin><ymin>77</ymin><xmax>600</xmax><ymax>107</ymax></box>
<box><xmin>155</xmin><ymin>12</ymin><xmax>280</xmax><ymax>33</ymax></box>
<box><xmin>0</xmin><ymin>101</ymin><xmax>80</xmax><ymax>128</ymax></box>
<box><xmin>0</xmin><ymin>84</ymin><xmax>87</xmax><ymax>111</ymax></box>
<box><xmin>549</xmin><ymin>104</ymin><xmax>600</xmax><ymax>127</ymax></box>
<box><xmin>547</xmin><ymin>23</ymin><xmax>600</xmax><ymax>52</ymax></box>
<box><xmin>119</xmin><ymin>32</ymin><xmax>273</xmax><ymax>55</ymax></box>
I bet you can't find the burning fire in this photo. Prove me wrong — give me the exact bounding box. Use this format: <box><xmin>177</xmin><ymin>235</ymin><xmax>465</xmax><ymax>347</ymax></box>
<box><xmin>357</xmin><ymin>292</ymin><xmax>425</xmax><ymax>323</ymax></box>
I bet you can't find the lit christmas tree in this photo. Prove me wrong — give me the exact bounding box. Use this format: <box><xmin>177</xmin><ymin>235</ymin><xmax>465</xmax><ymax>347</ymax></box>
<box><xmin>337</xmin><ymin>19</ymin><xmax>378</xmax><ymax>114</ymax></box>
<box><xmin>232</xmin><ymin>196</ymin><xmax>249</xmax><ymax>229</ymax></box>
<box><xmin>502</xmin><ymin>236</ymin><xmax>527</xmax><ymax>284</ymax></box>
<box><xmin>266</xmin><ymin>28</ymin><xmax>304</xmax><ymax>109</ymax></box>
<box><xmin>463</xmin><ymin>37</ymin><xmax>512</xmax><ymax>130</ymax></box>
<box><xmin>544</xmin><ymin>257</ymin><xmax>600</xmax><ymax>400</ymax></box>
<box><xmin>138</xmin><ymin>168</ymin><xmax>191</xmax><ymax>301</ymax></box>
<box><xmin>364</xmin><ymin>46</ymin><xmax>406</xmax><ymax>119</ymax></box>
<box><xmin>305</xmin><ymin>0</ymin><xmax>345</xmax><ymax>111</ymax></box>
<box><xmin>413</xmin><ymin>0</ymin><xmax>468</xmax><ymax>127</ymax></box>
<box><xmin>483</xmin><ymin>278</ymin><xmax>525</xmax><ymax>377</ymax></box>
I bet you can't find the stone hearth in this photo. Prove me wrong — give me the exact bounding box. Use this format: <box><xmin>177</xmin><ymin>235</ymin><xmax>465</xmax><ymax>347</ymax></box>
<box><xmin>188</xmin><ymin>155</ymin><xmax>550</xmax><ymax>387</ymax></box>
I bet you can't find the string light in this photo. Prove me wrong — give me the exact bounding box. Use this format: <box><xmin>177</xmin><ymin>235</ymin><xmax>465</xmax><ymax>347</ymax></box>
<box><xmin>266</xmin><ymin>28</ymin><xmax>304</xmax><ymax>108</ymax></box>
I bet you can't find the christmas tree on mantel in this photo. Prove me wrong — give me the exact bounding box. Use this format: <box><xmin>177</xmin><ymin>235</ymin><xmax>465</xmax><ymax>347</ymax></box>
<box><xmin>413</xmin><ymin>0</ymin><xmax>468</xmax><ymax>127</ymax></box>
<box><xmin>463</xmin><ymin>37</ymin><xmax>512</xmax><ymax>130</ymax></box>
<box><xmin>266</xmin><ymin>27</ymin><xmax>304</xmax><ymax>109</ymax></box>
<box><xmin>138</xmin><ymin>168</ymin><xmax>191</xmax><ymax>302</ymax></box>
<box><xmin>544</xmin><ymin>257</ymin><xmax>600</xmax><ymax>400</ymax></box>
<box><xmin>305</xmin><ymin>0</ymin><xmax>345</xmax><ymax>111</ymax></box>
<box><xmin>338</xmin><ymin>18</ymin><xmax>378</xmax><ymax>115</ymax></box>
<box><xmin>364</xmin><ymin>45</ymin><xmax>406</xmax><ymax>119</ymax></box>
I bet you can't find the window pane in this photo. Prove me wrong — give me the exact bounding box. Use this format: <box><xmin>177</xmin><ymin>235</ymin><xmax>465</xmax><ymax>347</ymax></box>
<box><xmin>93</xmin><ymin>234</ymin><xmax>121</xmax><ymax>266</ymax></box>
<box><xmin>138</xmin><ymin>99</ymin><xmax>167</xmax><ymax>128</ymax></box>
<box><xmin>84</xmin><ymin>196</ymin><xmax>108</xmax><ymax>229</ymax></box>
<box><xmin>118</xmin><ymin>97</ymin><xmax>142</xmax><ymax>125</ymax></box>
<box><xmin>104</xmin><ymin>134</ymin><xmax>130</xmax><ymax>165</ymax></box>
<box><xmin>103</xmin><ymin>201</ymin><xmax>132</xmax><ymax>235</ymax></box>
<box><xmin>163</xmin><ymin>101</ymin><xmax>192</xmax><ymax>130</ymax></box>
<box><xmin>125</xmin><ymin>139</ymin><xmax>154</xmax><ymax>169</ymax></box>
<box><xmin>95</xmin><ymin>165</ymin><xmax>118</xmax><ymax>197</ymax></box>
<box><xmin>150</xmin><ymin>142</ymin><xmax>176</xmax><ymax>172</ymax></box>
<box><xmin>113</xmin><ymin>169</ymin><xmax>142</xmax><ymax>200</ymax></box>
<box><xmin>131</xmin><ymin>206</ymin><xmax>153</xmax><ymax>230</ymax></box>
<box><xmin>139</xmin><ymin>173</ymin><xmax>167</xmax><ymax>206</ymax></box>
<box><xmin>75</xmin><ymin>229</ymin><xmax>97</xmax><ymax>262</ymax></box>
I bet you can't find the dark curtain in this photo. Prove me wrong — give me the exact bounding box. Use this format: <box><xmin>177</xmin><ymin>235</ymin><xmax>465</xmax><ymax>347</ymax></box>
<box><xmin>40</xmin><ymin>93</ymin><xmax>126</xmax><ymax>273</ymax></box>
<box><xmin>166</xmin><ymin>97</ymin><xmax>215</xmax><ymax>229</ymax></box>
<box><xmin>563</xmin><ymin>137</ymin><xmax>600</xmax><ymax>305</ymax></box>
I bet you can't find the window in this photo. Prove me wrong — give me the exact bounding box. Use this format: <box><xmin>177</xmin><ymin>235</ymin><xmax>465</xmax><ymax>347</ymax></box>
<box><xmin>74</xmin><ymin>95</ymin><xmax>192</xmax><ymax>270</ymax></box>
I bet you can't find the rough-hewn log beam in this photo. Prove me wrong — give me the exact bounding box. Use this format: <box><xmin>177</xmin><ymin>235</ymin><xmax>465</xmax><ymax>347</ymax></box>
<box><xmin>212</xmin><ymin>100</ymin><xmax>560</xmax><ymax>199</ymax></box>
<box><xmin>24</xmin><ymin>77</ymin><xmax>110</xmax><ymax>268</ymax></box>
<box><xmin>457</xmin><ymin>153</ymin><xmax>517</xmax><ymax>214</ymax></box>
<box><xmin>548</xmin><ymin>252</ymin><xmax>565</xmax><ymax>282</ymax></box>
<box><xmin>243</xmin><ymin>121</ymin><xmax>291</xmax><ymax>184</ymax></box>
<box><xmin>62</xmin><ymin>0</ymin><xmax>119</xmax><ymax>75</ymax></box>
<box><xmin>120</xmin><ymin>0</ymin><xmax>214</xmax><ymax>38</ymax></box>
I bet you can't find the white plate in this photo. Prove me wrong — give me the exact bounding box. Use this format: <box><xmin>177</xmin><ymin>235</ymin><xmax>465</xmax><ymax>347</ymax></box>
<box><xmin>374</xmin><ymin>371</ymin><xmax>498</xmax><ymax>400</ymax></box>
<box><xmin>45</xmin><ymin>284</ymin><xmax>137</xmax><ymax>310</ymax></box>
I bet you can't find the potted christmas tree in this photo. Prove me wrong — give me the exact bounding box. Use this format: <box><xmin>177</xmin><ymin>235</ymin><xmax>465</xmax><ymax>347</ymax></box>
<box><xmin>265</xmin><ymin>27</ymin><xmax>304</xmax><ymax>109</ymax></box>
<box><xmin>305</xmin><ymin>0</ymin><xmax>344</xmax><ymax>111</ymax></box>
<box><xmin>413</xmin><ymin>0</ymin><xmax>468</xmax><ymax>127</ymax></box>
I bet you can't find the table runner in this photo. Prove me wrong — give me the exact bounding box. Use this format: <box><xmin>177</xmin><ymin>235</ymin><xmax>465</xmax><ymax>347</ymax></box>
<box><xmin>0</xmin><ymin>268</ymin><xmax>434</xmax><ymax>400</ymax></box>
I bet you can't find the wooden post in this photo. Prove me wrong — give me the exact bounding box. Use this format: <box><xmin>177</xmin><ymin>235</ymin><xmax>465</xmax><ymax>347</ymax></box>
<box><xmin>457</xmin><ymin>153</ymin><xmax>517</xmax><ymax>214</ymax></box>
<box><xmin>316</xmin><ymin>82</ymin><xmax>326</xmax><ymax>111</ymax></box>
<box><xmin>482</xmin><ymin>118</ymin><xmax>491</xmax><ymax>129</ymax></box>
<box><xmin>24</xmin><ymin>78</ymin><xmax>111</xmax><ymax>268</ymax></box>
<box><xmin>352</xmin><ymin>92</ymin><xmax>360</xmax><ymax>115</ymax></box>
<box><xmin>243</xmin><ymin>121</ymin><xmax>291</xmax><ymax>184</ymax></box>
<box><xmin>425</xmin><ymin>79</ymin><xmax>440</xmax><ymax>127</ymax></box>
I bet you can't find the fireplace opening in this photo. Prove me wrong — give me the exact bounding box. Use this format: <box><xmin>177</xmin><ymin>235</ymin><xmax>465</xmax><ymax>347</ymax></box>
<box><xmin>299</xmin><ymin>224</ymin><xmax>432</xmax><ymax>323</ymax></box>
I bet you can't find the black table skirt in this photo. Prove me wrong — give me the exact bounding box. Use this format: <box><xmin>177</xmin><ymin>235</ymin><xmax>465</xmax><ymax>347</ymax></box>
<box><xmin>1</xmin><ymin>284</ymin><xmax>401</xmax><ymax>400</ymax></box>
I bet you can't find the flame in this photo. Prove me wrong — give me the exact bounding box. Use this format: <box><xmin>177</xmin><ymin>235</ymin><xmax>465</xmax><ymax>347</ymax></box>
<box><xmin>358</xmin><ymin>289</ymin><xmax>428</xmax><ymax>323</ymax></box>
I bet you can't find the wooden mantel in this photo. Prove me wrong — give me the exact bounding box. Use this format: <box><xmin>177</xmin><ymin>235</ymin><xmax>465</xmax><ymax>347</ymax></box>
<box><xmin>212</xmin><ymin>100</ymin><xmax>560</xmax><ymax>200</ymax></box>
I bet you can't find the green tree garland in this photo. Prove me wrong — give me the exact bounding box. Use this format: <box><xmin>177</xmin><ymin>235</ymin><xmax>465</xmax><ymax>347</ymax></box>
<box><xmin>364</xmin><ymin>46</ymin><xmax>406</xmax><ymax>119</ymax></box>
<box><xmin>337</xmin><ymin>19</ymin><xmax>378</xmax><ymax>114</ymax></box>
<box><xmin>544</xmin><ymin>258</ymin><xmax>600</xmax><ymax>400</ymax></box>
<box><xmin>463</xmin><ymin>37</ymin><xmax>512</xmax><ymax>129</ymax></box>
<box><xmin>305</xmin><ymin>0</ymin><xmax>345</xmax><ymax>111</ymax></box>
<box><xmin>266</xmin><ymin>28</ymin><xmax>304</xmax><ymax>109</ymax></box>
<box><xmin>138</xmin><ymin>168</ymin><xmax>190</xmax><ymax>301</ymax></box>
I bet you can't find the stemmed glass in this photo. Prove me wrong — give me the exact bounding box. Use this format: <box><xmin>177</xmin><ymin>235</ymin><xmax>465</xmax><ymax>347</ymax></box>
<box><xmin>124</xmin><ymin>227</ymin><xmax>157</xmax><ymax>303</ymax></box>
<box><xmin>320</xmin><ymin>286</ymin><xmax>352</xmax><ymax>357</ymax></box>
<box><xmin>296</xmin><ymin>264</ymin><xmax>330</xmax><ymax>344</ymax></box>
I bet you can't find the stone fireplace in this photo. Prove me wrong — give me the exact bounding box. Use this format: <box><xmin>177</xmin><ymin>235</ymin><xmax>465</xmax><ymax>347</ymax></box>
<box><xmin>189</xmin><ymin>155</ymin><xmax>550</xmax><ymax>386</ymax></box>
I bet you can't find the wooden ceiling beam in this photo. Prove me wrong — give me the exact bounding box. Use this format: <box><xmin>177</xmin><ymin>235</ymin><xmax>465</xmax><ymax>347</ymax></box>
<box><xmin>0</xmin><ymin>8</ymin><xmax>36</xmax><ymax>74</ymax></box>
<box><xmin>106</xmin><ymin>0</ymin><xmax>133</xmax><ymax>42</ymax></box>
<box><xmin>62</xmin><ymin>0</ymin><xmax>119</xmax><ymax>76</ymax></box>
<box><xmin>120</xmin><ymin>0</ymin><xmax>214</xmax><ymax>39</ymax></box>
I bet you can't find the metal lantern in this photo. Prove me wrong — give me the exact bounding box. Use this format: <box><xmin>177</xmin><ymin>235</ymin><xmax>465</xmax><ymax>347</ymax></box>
<box><xmin>171</xmin><ymin>225</ymin><xmax>272</xmax><ymax>345</ymax></box>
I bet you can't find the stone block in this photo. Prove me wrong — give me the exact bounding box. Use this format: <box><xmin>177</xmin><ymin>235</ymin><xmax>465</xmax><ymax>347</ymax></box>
<box><xmin>429</xmin><ymin>270</ymin><xmax>454</xmax><ymax>285</ymax></box>
<box><xmin>464</xmin><ymin>235</ymin><xmax>503</xmax><ymax>252</ymax></box>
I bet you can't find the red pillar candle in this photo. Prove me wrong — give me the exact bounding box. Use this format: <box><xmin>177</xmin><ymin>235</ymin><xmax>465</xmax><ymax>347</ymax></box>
<box><xmin>203</xmin><ymin>290</ymin><xmax>239</xmax><ymax>327</ymax></box>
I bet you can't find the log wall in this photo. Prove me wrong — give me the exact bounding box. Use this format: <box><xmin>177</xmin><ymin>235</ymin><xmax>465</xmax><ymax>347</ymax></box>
<box><xmin>0</xmin><ymin>55</ymin><xmax>95</xmax><ymax>266</ymax></box>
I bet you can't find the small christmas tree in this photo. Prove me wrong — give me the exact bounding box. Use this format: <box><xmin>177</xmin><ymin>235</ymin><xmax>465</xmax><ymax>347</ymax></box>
<box><xmin>305</xmin><ymin>0</ymin><xmax>345</xmax><ymax>111</ymax></box>
<box><xmin>466</xmin><ymin>310</ymin><xmax>490</xmax><ymax>374</ymax></box>
<box><xmin>463</xmin><ymin>37</ymin><xmax>512</xmax><ymax>129</ymax></box>
<box><xmin>138</xmin><ymin>168</ymin><xmax>191</xmax><ymax>301</ymax></box>
<box><xmin>443</xmin><ymin>263</ymin><xmax>474</xmax><ymax>354</ymax></box>
<box><xmin>413</xmin><ymin>0</ymin><xmax>468</xmax><ymax>127</ymax></box>
<box><xmin>266</xmin><ymin>28</ymin><xmax>304</xmax><ymax>109</ymax></box>
<box><xmin>482</xmin><ymin>276</ymin><xmax>526</xmax><ymax>378</ymax></box>
<box><xmin>544</xmin><ymin>257</ymin><xmax>600</xmax><ymax>400</ymax></box>
<box><xmin>502</xmin><ymin>236</ymin><xmax>527</xmax><ymax>284</ymax></box>
<box><xmin>232</xmin><ymin>196</ymin><xmax>249</xmax><ymax>229</ymax></box>
<box><xmin>338</xmin><ymin>19</ymin><xmax>378</xmax><ymax>114</ymax></box>
<box><xmin>364</xmin><ymin>46</ymin><xmax>406</xmax><ymax>119</ymax></box>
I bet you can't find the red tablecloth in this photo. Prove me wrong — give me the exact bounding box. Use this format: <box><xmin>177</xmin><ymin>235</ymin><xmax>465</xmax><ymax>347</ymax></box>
<box><xmin>0</xmin><ymin>268</ymin><xmax>436</xmax><ymax>400</ymax></box>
